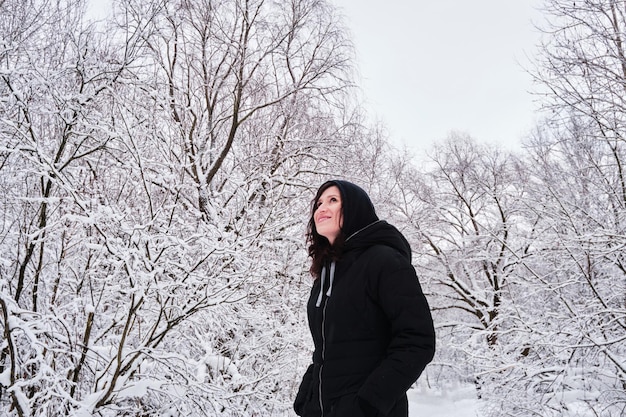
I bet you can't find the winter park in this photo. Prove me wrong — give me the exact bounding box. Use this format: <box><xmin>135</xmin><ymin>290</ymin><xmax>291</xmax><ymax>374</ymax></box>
<box><xmin>1</xmin><ymin>0</ymin><xmax>625</xmax><ymax>416</ymax></box>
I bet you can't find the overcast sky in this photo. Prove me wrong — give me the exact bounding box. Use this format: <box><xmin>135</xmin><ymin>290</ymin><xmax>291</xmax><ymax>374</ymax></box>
<box><xmin>330</xmin><ymin>0</ymin><xmax>545</xmax><ymax>153</ymax></box>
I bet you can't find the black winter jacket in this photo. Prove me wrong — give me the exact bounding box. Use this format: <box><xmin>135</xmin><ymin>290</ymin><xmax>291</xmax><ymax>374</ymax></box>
<box><xmin>294</xmin><ymin>218</ymin><xmax>436</xmax><ymax>417</ymax></box>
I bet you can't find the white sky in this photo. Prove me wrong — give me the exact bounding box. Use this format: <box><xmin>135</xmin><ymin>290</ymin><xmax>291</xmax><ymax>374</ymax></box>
<box><xmin>331</xmin><ymin>0</ymin><xmax>546</xmax><ymax>153</ymax></box>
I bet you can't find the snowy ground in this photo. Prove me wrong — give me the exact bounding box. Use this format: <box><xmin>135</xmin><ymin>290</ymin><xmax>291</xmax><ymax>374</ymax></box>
<box><xmin>408</xmin><ymin>385</ymin><xmax>484</xmax><ymax>417</ymax></box>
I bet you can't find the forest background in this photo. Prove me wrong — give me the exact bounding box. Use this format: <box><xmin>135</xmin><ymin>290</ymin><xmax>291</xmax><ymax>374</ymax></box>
<box><xmin>0</xmin><ymin>0</ymin><xmax>624</xmax><ymax>416</ymax></box>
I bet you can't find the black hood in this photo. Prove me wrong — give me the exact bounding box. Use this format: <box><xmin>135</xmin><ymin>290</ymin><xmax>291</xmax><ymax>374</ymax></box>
<box><xmin>328</xmin><ymin>180</ymin><xmax>379</xmax><ymax>239</ymax></box>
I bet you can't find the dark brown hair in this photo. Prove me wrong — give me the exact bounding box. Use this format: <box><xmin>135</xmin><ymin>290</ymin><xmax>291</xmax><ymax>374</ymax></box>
<box><xmin>306</xmin><ymin>181</ymin><xmax>344</xmax><ymax>279</ymax></box>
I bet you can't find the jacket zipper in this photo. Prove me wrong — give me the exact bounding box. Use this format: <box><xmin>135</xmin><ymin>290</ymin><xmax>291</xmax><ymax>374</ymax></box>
<box><xmin>319</xmin><ymin>293</ymin><xmax>329</xmax><ymax>415</ymax></box>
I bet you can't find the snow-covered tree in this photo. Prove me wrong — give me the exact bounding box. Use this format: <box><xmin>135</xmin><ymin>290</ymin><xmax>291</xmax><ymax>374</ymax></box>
<box><xmin>476</xmin><ymin>0</ymin><xmax>626</xmax><ymax>414</ymax></box>
<box><xmin>0</xmin><ymin>0</ymin><xmax>356</xmax><ymax>415</ymax></box>
<box><xmin>481</xmin><ymin>117</ymin><xmax>626</xmax><ymax>417</ymax></box>
<box><xmin>390</xmin><ymin>135</ymin><xmax>532</xmax><ymax>392</ymax></box>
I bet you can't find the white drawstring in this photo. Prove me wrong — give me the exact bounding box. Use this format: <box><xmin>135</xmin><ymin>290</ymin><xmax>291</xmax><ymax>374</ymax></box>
<box><xmin>326</xmin><ymin>261</ymin><xmax>336</xmax><ymax>298</ymax></box>
<box><xmin>315</xmin><ymin>265</ymin><xmax>326</xmax><ymax>307</ymax></box>
<box><xmin>315</xmin><ymin>261</ymin><xmax>336</xmax><ymax>307</ymax></box>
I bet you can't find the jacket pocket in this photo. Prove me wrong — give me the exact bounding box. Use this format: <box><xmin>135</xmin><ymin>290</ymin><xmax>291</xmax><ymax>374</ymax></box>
<box><xmin>328</xmin><ymin>393</ymin><xmax>378</xmax><ymax>417</ymax></box>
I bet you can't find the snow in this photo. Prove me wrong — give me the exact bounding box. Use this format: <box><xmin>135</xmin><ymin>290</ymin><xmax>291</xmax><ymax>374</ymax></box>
<box><xmin>0</xmin><ymin>369</ymin><xmax>10</xmax><ymax>386</ymax></box>
<box><xmin>201</xmin><ymin>353</ymin><xmax>243</xmax><ymax>383</ymax></box>
<box><xmin>409</xmin><ymin>386</ymin><xmax>483</xmax><ymax>417</ymax></box>
<box><xmin>117</xmin><ymin>379</ymin><xmax>164</xmax><ymax>398</ymax></box>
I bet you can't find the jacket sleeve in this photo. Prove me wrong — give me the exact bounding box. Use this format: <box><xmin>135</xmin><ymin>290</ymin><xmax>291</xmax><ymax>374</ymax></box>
<box><xmin>357</xmin><ymin>256</ymin><xmax>436</xmax><ymax>415</ymax></box>
<box><xmin>294</xmin><ymin>363</ymin><xmax>314</xmax><ymax>416</ymax></box>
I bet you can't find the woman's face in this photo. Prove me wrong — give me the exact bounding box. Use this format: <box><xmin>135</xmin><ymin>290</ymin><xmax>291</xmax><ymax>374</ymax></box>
<box><xmin>314</xmin><ymin>185</ymin><xmax>343</xmax><ymax>245</ymax></box>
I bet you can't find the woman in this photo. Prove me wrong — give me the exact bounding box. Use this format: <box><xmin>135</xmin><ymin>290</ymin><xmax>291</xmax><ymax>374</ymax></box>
<box><xmin>294</xmin><ymin>180</ymin><xmax>435</xmax><ymax>417</ymax></box>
